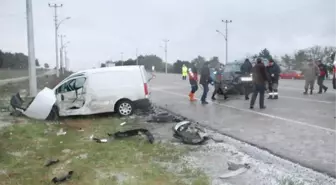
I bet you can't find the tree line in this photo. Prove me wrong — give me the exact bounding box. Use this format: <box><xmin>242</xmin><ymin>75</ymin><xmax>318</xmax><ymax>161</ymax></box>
<box><xmin>101</xmin><ymin>45</ymin><xmax>335</xmax><ymax>73</ymax></box>
<box><xmin>0</xmin><ymin>50</ymin><xmax>41</xmax><ymax>69</ymax></box>
<box><xmin>252</xmin><ymin>46</ymin><xmax>335</xmax><ymax>72</ymax></box>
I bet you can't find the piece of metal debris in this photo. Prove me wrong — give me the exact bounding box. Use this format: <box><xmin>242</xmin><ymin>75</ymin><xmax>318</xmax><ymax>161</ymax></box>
<box><xmin>219</xmin><ymin>167</ymin><xmax>249</xmax><ymax>179</ymax></box>
<box><xmin>56</xmin><ymin>128</ymin><xmax>66</xmax><ymax>136</ymax></box>
<box><xmin>108</xmin><ymin>128</ymin><xmax>155</xmax><ymax>144</ymax></box>
<box><xmin>148</xmin><ymin>112</ymin><xmax>173</xmax><ymax>123</ymax></box>
<box><xmin>173</xmin><ymin>121</ymin><xmax>210</xmax><ymax>145</ymax></box>
<box><xmin>51</xmin><ymin>171</ymin><xmax>74</xmax><ymax>184</ymax></box>
<box><xmin>120</xmin><ymin>122</ymin><xmax>126</xmax><ymax>126</ymax></box>
<box><xmin>90</xmin><ymin>135</ymin><xmax>108</xmax><ymax>143</ymax></box>
<box><xmin>45</xmin><ymin>159</ymin><xmax>60</xmax><ymax>167</ymax></box>
<box><xmin>219</xmin><ymin>162</ymin><xmax>250</xmax><ymax>179</ymax></box>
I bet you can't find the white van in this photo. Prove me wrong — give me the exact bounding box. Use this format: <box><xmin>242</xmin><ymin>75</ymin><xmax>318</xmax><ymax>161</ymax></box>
<box><xmin>10</xmin><ymin>65</ymin><xmax>152</xmax><ymax>120</ymax></box>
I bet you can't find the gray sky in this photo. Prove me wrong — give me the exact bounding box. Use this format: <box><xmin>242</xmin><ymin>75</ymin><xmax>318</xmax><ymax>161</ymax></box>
<box><xmin>0</xmin><ymin>0</ymin><xmax>335</xmax><ymax>71</ymax></box>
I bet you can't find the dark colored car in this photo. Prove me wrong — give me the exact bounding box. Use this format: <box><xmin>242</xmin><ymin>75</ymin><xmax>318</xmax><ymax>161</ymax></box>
<box><xmin>210</xmin><ymin>61</ymin><xmax>253</xmax><ymax>95</ymax></box>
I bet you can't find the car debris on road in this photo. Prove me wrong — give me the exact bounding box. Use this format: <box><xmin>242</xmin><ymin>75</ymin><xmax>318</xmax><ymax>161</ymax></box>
<box><xmin>173</xmin><ymin>121</ymin><xmax>211</xmax><ymax>145</ymax></box>
<box><xmin>147</xmin><ymin>112</ymin><xmax>173</xmax><ymax>123</ymax></box>
<box><xmin>51</xmin><ymin>171</ymin><xmax>74</xmax><ymax>184</ymax></box>
<box><xmin>44</xmin><ymin>159</ymin><xmax>60</xmax><ymax>167</ymax></box>
<box><xmin>219</xmin><ymin>161</ymin><xmax>250</xmax><ymax>179</ymax></box>
<box><xmin>90</xmin><ymin>128</ymin><xmax>155</xmax><ymax>144</ymax></box>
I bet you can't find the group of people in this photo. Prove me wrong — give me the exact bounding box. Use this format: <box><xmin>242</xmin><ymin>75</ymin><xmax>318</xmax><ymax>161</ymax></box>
<box><xmin>184</xmin><ymin>57</ymin><xmax>331</xmax><ymax>108</ymax></box>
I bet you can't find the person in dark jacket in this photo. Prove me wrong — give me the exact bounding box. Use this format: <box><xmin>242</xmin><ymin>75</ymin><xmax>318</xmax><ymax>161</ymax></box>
<box><xmin>240</xmin><ymin>58</ymin><xmax>253</xmax><ymax>100</ymax></box>
<box><xmin>188</xmin><ymin>64</ymin><xmax>198</xmax><ymax>101</ymax></box>
<box><xmin>199</xmin><ymin>62</ymin><xmax>211</xmax><ymax>104</ymax></box>
<box><xmin>250</xmin><ymin>58</ymin><xmax>268</xmax><ymax>109</ymax></box>
<box><xmin>266</xmin><ymin>59</ymin><xmax>281</xmax><ymax>99</ymax></box>
<box><xmin>316</xmin><ymin>60</ymin><xmax>328</xmax><ymax>93</ymax></box>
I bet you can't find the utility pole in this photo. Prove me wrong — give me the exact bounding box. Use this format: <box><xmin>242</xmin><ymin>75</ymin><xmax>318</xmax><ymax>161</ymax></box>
<box><xmin>59</xmin><ymin>34</ymin><xmax>65</xmax><ymax>74</ymax></box>
<box><xmin>64</xmin><ymin>48</ymin><xmax>68</xmax><ymax>71</ymax></box>
<box><xmin>26</xmin><ymin>0</ymin><xmax>37</xmax><ymax>96</ymax></box>
<box><xmin>163</xmin><ymin>39</ymin><xmax>169</xmax><ymax>73</ymax></box>
<box><xmin>221</xmin><ymin>19</ymin><xmax>232</xmax><ymax>65</ymax></box>
<box><xmin>48</xmin><ymin>3</ymin><xmax>63</xmax><ymax>77</ymax></box>
<box><xmin>136</xmin><ymin>48</ymin><xmax>139</xmax><ymax>65</ymax></box>
<box><xmin>120</xmin><ymin>52</ymin><xmax>124</xmax><ymax>66</ymax></box>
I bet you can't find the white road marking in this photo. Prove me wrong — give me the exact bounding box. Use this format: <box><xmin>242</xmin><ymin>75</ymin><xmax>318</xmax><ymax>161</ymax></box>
<box><xmin>170</xmin><ymin>82</ymin><xmax>335</xmax><ymax>104</ymax></box>
<box><xmin>151</xmin><ymin>87</ymin><xmax>336</xmax><ymax>133</ymax></box>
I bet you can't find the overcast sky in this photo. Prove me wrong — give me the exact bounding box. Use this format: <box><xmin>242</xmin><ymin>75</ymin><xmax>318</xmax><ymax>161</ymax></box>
<box><xmin>0</xmin><ymin>0</ymin><xmax>335</xmax><ymax>71</ymax></box>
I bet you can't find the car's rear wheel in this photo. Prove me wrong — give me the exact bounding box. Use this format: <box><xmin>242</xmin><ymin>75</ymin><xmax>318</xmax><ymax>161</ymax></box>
<box><xmin>116</xmin><ymin>100</ymin><xmax>134</xmax><ymax>116</ymax></box>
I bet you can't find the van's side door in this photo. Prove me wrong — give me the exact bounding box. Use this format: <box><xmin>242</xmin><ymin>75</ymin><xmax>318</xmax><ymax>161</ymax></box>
<box><xmin>54</xmin><ymin>76</ymin><xmax>87</xmax><ymax>114</ymax></box>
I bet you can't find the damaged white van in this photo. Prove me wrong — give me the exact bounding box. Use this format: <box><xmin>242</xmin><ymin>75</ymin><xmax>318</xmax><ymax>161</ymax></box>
<box><xmin>10</xmin><ymin>66</ymin><xmax>152</xmax><ymax>120</ymax></box>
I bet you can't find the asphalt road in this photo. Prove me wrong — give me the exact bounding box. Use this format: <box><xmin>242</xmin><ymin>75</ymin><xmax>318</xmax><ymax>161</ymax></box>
<box><xmin>149</xmin><ymin>73</ymin><xmax>336</xmax><ymax>177</ymax></box>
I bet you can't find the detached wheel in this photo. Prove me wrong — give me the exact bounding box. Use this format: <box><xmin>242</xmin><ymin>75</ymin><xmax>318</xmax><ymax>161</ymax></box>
<box><xmin>116</xmin><ymin>100</ymin><xmax>134</xmax><ymax>116</ymax></box>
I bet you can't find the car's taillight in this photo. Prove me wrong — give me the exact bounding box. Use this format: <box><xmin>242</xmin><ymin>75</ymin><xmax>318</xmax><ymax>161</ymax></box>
<box><xmin>144</xmin><ymin>83</ymin><xmax>149</xmax><ymax>95</ymax></box>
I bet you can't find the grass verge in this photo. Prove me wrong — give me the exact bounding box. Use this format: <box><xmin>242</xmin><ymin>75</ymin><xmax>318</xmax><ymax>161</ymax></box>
<box><xmin>0</xmin><ymin>117</ymin><xmax>209</xmax><ymax>185</ymax></box>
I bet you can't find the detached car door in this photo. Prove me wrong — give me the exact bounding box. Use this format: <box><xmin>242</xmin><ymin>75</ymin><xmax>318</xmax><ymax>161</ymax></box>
<box><xmin>54</xmin><ymin>76</ymin><xmax>87</xmax><ymax>115</ymax></box>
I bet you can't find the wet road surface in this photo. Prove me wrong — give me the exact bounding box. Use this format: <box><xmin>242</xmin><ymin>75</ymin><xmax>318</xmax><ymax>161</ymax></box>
<box><xmin>149</xmin><ymin>73</ymin><xmax>336</xmax><ymax>177</ymax></box>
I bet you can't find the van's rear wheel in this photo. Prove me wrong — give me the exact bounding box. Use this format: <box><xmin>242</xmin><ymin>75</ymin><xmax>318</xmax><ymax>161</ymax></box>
<box><xmin>116</xmin><ymin>100</ymin><xmax>134</xmax><ymax>116</ymax></box>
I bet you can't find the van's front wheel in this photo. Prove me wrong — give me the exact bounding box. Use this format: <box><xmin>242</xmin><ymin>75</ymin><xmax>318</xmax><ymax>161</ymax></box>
<box><xmin>116</xmin><ymin>100</ymin><xmax>134</xmax><ymax>116</ymax></box>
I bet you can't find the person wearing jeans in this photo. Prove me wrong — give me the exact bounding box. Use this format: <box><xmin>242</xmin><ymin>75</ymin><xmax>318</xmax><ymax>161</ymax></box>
<box><xmin>188</xmin><ymin>64</ymin><xmax>198</xmax><ymax>101</ymax></box>
<box><xmin>199</xmin><ymin>62</ymin><xmax>211</xmax><ymax>104</ymax></box>
<box><xmin>250</xmin><ymin>58</ymin><xmax>268</xmax><ymax>109</ymax></box>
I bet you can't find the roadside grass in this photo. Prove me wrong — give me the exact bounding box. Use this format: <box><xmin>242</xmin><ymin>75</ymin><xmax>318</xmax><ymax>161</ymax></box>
<box><xmin>0</xmin><ymin>116</ymin><xmax>209</xmax><ymax>185</ymax></box>
<box><xmin>0</xmin><ymin>69</ymin><xmax>46</xmax><ymax>80</ymax></box>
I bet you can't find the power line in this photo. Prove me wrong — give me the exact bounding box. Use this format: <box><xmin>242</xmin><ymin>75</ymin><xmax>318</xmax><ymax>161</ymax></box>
<box><xmin>221</xmin><ymin>19</ymin><xmax>232</xmax><ymax>65</ymax></box>
<box><xmin>163</xmin><ymin>39</ymin><xmax>169</xmax><ymax>73</ymax></box>
<box><xmin>48</xmin><ymin>3</ymin><xmax>63</xmax><ymax>77</ymax></box>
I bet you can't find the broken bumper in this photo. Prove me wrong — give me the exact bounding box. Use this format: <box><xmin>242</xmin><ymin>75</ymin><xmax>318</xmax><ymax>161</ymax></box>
<box><xmin>133</xmin><ymin>98</ymin><xmax>151</xmax><ymax>110</ymax></box>
<box><xmin>10</xmin><ymin>87</ymin><xmax>57</xmax><ymax>120</ymax></box>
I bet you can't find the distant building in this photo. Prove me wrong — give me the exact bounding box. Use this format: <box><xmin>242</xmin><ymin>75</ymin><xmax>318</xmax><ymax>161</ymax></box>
<box><xmin>106</xmin><ymin>61</ymin><xmax>116</xmax><ymax>67</ymax></box>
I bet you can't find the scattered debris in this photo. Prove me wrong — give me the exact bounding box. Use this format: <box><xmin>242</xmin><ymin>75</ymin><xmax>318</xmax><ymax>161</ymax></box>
<box><xmin>78</xmin><ymin>128</ymin><xmax>84</xmax><ymax>132</ymax></box>
<box><xmin>56</xmin><ymin>128</ymin><xmax>66</xmax><ymax>136</ymax></box>
<box><xmin>147</xmin><ymin>112</ymin><xmax>173</xmax><ymax>123</ymax></box>
<box><xmin>110</xmin><ymin>128</ymin><xmax>155</xmax><ymax>144</ymax></box>
<box><xmin>120</xmin><ymin>122</ymin><xmax>126</xmax><ymax>126</ymax></box>
<box><xmin>90</xmin><ymin>135</ymin><xmax>109</xmax><ymax>143</ymax></box>
<box><xmin>76</xmin><ymin>153</ymin><xmax>88</xmax><ymax>159</ymax></box>
<box><xmin>51</xmin><ymin>171</ymin><xmax>74</xmax><ymax>184</ymax></box>
<box><xmin>219</xmin><ymin>161</ymin><xmax>250</xmax><ymax>179</ymax></box>
<box><xmin>173</xmin><ymin>121</ymin><xmax>210</xmax><ymax>145</ymax></box>
<box><xmin>45</xmin><ymin>159</ymin><xmax>60</xmax><ymax>167</ymax></box>
<box><xmin>61</xmin><ymin>149</ymin><xmax>71</xmax><ymax>154</ymax></box>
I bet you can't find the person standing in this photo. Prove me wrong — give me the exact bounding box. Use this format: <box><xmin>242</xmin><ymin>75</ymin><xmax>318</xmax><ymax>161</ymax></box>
<box><xmin>266</xmin><ymin>59</ymin><xmax>281</xmax><ymax>99</ymax></box>
<box><xmin>199</xmin><ymin>62</ymin><xmax>211</xmax><ymax>104</ymax></box>
<box><xmin>316</xmin><ymin>60</ymin><xmax>328</xmax><ymax>93</ymax></box>
<box><xmin>211</xmin><ymin>64</ymin><xmax>223</xmax><ymax>100</ymax></box>
<box><xmin>250</xmin><ymin>58</ymin><xmax>268</xmax><ymax>109</ymax></box>
<box><xmin>188</xmin><ymin>64</ymin><xmax>198</xmax><ymax>101</ymax></box>
<box><xmin>240</xmin><ymin>58</ymin><xmax>253</xmax><ymax>100</ymax></box>
<box><xmin>302</xmin><ymin>60</ymin><xmax>319</xmax><ymax>95</ymax></box>
<box><xmin>182</xmin><ymin>64</ymin><xmax>188</xmax><ymax>80</ymax></box>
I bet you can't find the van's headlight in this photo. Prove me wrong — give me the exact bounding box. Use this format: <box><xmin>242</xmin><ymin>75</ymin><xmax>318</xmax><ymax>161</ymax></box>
<box><xmin>240</xmin><ymin>77</ymin><xmax>252</xmax><ymax>82</ymax></box>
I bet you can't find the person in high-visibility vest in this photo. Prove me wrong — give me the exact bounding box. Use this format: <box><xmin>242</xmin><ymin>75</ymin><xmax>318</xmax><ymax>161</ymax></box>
<box><xmin>182</xmin><ymin>64</ymin><xmax>188</xmax><ymax>80</ymax></box>
<box><xmin>188</xmin><ymin>64</ymin><xmax>198</xmax><ymax>101</ymax></box>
